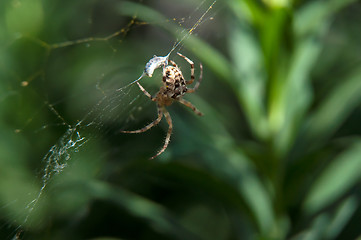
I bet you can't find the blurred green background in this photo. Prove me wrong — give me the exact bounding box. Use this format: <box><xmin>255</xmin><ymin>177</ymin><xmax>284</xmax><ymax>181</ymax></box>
<box><xmin>1</xmin><ymin>0</ymin><xmax>361</xmax><ymax>239</ymax></box>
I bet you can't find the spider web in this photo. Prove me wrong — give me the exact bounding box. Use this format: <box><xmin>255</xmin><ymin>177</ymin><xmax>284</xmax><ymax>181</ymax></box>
<box><xmin>0</xmin><ymin>0</ymin><xmax>218</xmax><ymax>238</ymax></box>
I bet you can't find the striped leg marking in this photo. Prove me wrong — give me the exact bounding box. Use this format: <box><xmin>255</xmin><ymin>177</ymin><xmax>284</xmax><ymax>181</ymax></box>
<box><xmin>150</xmin><ymin>109</ymin><xmax>173</xmax><ymax>159</ymax></box>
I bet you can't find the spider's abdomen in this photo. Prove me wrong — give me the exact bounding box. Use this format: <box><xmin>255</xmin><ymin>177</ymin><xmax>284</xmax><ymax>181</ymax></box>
<box><xmin>163</xmin><ymin>66</ymin><xmax>187</xmax><ymax>100</ymax></box>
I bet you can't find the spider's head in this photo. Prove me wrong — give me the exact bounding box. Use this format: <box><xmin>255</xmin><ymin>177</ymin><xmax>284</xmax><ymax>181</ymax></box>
<box><xmin>144</xmin><ymin>55</ymin><xmax>169</xmax><ymax>77</ymax></box>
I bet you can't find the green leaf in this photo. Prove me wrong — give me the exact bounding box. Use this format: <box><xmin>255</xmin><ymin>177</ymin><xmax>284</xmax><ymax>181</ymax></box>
<box><xmin>295</xmin><ymin>0</ymin><xmax>359</xmax><ymax>37</ymax></box>
<box><xmin>304</xmin><ymin>68</ymin><xmax>361</xmax><ymax>144</ymax></box>
<box><xmin>176</xmin><ymin>96</ymin><xmax>276</xmax><ymax>235</ymax></box>
<box><xmin>291</xmin><ymin>196</ymin><xmax>358</xmax><ymax>240</ymax></box>
<box><xmin>324</xmin><ymin>196</ymin><xmax>359</xmax><ymax>239</ymax></box>
<box><xmin>229</xmin><ymin>20</ymin><xmax>269</xmax><ymax>140</ymax></box>
<box><xmin>304</xmin><ymin>141</ymin><xmax>361</xmax><ymax>214</ymax></box>
<box><xmin>273</xmin><ymin>30</ymin><xmax>323</xmax><ymax>156</ymax></box>
<box><xmin>5</xmin><ymin>0</ymin><xmax>44</xmax><ymax>36</ymax></box>
<box><xmin>78</xmin><ymin>179</ymin><xmax>203</xmax><ymax>240</ymax></box>
<box><xmin>227</xmin><ymin>0</ymin><xmax>266</xmax><ymax>26</ymax></box>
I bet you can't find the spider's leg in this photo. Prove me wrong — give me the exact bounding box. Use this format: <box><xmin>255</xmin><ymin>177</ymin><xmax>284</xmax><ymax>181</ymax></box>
<box><xmin>177</xmin><ymin>52</ymin><xmax>194</xmax><ymax>85</ymax></box>
<box><xmin>137</xmin><ymin>82</ymin><xmax>156</xmax><ymax>101</ymax></box>
<box><xmin>150</xmin><ymin>108</ymin><xmax>172</xmax><ymax>159</ymax></box>
<box><xmin>186</xmin><ymin>63</ymin><xmax>202</xmax><ymax>93</ymax></box>
<box><xmin>177</xmin><ymin>98</ymin><xmax>203</xmax><ymax>116</ymax></box>
<box><xmin>187</xmin><ymin>63</ymin><xmax>203</xmax><ymax>93</ymax></box>
<box><xmin>121</xmin><ymin>106</ymin><xmax>163</xmax><ymax>133</ymax></box>
<box><xmin>168</xmin><ymin>60</ymin><xmax>178</xmax><ymax>68</ymax></box>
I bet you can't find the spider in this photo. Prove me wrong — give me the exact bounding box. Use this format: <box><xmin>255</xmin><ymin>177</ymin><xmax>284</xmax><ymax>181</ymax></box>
<box><xmin>121</xmin><ymin>52</ymin><xmax>203</xmax><ymax>159</ymax></box>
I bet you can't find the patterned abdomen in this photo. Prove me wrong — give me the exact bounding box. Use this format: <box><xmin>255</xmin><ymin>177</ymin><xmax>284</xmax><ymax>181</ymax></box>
<box><xmin>163</xmin><ymin>66</ymin><xmax>187</xmax><ymax>99</ymax></box>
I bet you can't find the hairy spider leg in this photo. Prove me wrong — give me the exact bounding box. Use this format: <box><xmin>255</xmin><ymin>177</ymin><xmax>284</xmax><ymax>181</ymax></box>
<box><xmin>177</xmin><ymin>52</ymin><xmax>194</xmax><ymax>85</ymax></box>
<box><xmin>168</xmin><ymin>60</ymin><xmax>178</xmax><ymax>68</ymax></box>
<box><xmin>121</xmin><ymin>107</ymin><xmax>163</xmax><ymax>133</ymax></box>
<box><xmin>187</xmin><ymin>63</ymin><xmax>202</xmax><ymax>93</ymax></box>
<box><xmin>177</xmin><ymin>98</ymin><xmax>203</xmax><ymax>116</ymax></box>
<box><xmin>137</xmin><ymin>82</ymin><xmax>155</xmax><ymax>101</ymax></box>
<box><xmin>150</xmin><ymin>108</ymin><xmax>173</xmax><ymax>160</ymax></box>
<box><xmin>123</xmin><ymin>53</ymin><xmax>203</xmax><ymax>159</ymax></box>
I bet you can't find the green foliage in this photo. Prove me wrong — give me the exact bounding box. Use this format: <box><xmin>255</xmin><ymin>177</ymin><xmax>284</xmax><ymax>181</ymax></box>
<box><xmin>0</xmin><ymin>0</ymin><xmax>360</xmax><ymax>239</ymax></box>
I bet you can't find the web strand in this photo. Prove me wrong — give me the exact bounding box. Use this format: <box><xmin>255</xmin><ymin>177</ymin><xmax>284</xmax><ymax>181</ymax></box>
<box><xmin>119</xmin><ymin>0</ymin><xmax>217</xmax><ymax>88</ymax></box>
<box><xmin>8</xmin><ymin>1</ymin><xmax>218</xmax><ymax>238</ymax></box>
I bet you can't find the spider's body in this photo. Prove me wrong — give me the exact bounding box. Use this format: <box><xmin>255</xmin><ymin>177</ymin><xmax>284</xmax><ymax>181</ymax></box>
<box><xmin>159</xmin><ymin>65</ymin><xmax>188</xmax><ymax>103</ymax></box>
<box><xmin>122</xmin><ymin>53</ymin><xmax>203</xmax><ymax>159</ymax></box>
